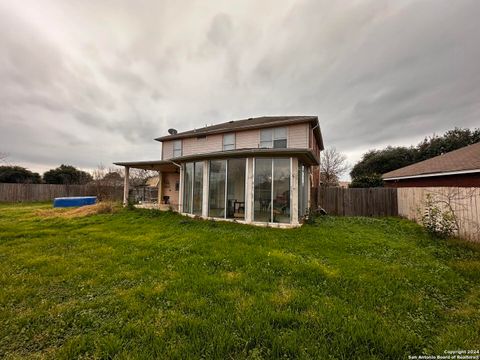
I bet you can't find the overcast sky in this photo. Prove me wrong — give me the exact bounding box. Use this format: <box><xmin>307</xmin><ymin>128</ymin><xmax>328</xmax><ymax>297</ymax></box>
<box><xmin>1</xmin><ymin>0</ymin><xmax>479</xmax><ymax>177</ymax></box>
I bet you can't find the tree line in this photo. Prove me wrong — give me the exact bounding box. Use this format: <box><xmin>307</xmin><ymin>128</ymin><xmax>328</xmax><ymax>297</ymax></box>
<box><xmin>349</xmin><ymin>127</ymin><xmax>480</xmax><ymax>187</ymax></box>
<box><xmin>0</xmin><ymin>160</ymin><xmax>158</xmax><ymax>186</ymax></box>
<box><xmin>0</xmin><ymin>164</ymin><xmax>95</xmax><ymax>184</ymax></box>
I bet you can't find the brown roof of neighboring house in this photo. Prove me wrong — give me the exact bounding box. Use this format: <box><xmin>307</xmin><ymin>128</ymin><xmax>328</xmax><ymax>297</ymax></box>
<box><xmin>155</xmin><ymin>115</ymin><xmax>324</xmax><ymax>150</ymax></box>
<box><xmin>382</xmin><ymin>142</ymin><xmax>480</xmax><ymax>180</ymax></box>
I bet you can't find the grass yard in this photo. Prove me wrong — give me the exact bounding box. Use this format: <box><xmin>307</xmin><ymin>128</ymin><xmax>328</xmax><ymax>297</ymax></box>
<box><xmin>0</xmin><ymin>203</ymin><xmax>479</xmax><ymax>359</ymax></box>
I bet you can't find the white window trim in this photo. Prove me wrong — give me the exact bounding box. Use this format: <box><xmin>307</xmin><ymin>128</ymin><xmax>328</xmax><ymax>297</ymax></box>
<box><xmin>259</xmin><ymin>127</ymin><xmax>288</xmax><ymax>149</ymax></box>
<box><xmin>252</xmin><ymin>157</ymin><xmax>292</xmax><ymax>224</ymax></box>
<box><xmin>207</xmin><ymin>159</ymin><xmax>247</xmax><ymax>220</ymax></box>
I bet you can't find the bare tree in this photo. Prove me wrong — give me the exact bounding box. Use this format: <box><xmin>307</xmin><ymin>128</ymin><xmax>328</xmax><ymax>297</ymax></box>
<box><xmin>0</xmin><ymin>152</ymin><xmax>7</xmax><ymax>163</ymax></box>
<box><xmin>129</xmin><ymin>168</ymin><xmax>157</xmax><ymax>187</ymax></box>
<box><xmin>91</xmin><ymin>164</ymin><xmax>125</xmax><ymax>201</ymax></box>
<box><xmin>320</xmin><ymin>147</ymin><xmax>349</xmax><ymax>188</ymax></box>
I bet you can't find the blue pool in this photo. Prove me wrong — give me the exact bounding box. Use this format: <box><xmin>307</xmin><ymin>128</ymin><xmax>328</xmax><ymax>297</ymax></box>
<box><xmin>53</xmin><ymin>196</ymin><xmax>97</xmax><ymax>208</ymax></box>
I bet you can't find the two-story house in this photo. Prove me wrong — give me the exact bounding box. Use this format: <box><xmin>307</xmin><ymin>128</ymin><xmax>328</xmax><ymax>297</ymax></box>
<box><xmin>115</xmin><ymin>116</ymin><xmax>324</xmax><ymax>227</ymax></box>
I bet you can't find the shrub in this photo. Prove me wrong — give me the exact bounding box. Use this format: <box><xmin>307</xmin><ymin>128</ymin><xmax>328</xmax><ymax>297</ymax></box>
<box><xmin>421</xmin><ymin>194</ymin><xmax>457</xmax><ymax>238</ymax></box>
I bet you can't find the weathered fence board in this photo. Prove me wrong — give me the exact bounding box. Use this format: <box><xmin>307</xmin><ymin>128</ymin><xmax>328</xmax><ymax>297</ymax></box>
<box><xmin>319</xmin><ymin>187</ymin><xmax>398</xmax><ymax>217</ymax></box>
<box><xmin>397</xmin><ymin>187</ymin><xmax>480</xmax><ymax>242</ymax></box>
<box><xmin>0</xmin><ymin>183</ymin><xmax>123</xmax><ymax>202</ymax></box>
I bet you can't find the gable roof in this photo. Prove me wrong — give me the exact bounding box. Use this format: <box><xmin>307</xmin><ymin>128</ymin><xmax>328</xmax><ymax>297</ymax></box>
<box><xmin>382</xmin><ymin>142</ymin><xmax>480</xmax><ymax>180</ymax></box>
<box><xmin>155</xmin><ymin>115</ymin><xmax>324</xmax><ymax>150</ymax></box>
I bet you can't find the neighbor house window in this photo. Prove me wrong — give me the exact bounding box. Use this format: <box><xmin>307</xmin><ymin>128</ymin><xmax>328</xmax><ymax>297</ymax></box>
<box><xmin>223</xmin><ymin>133</ymin><xmax>235</xmax><ymax>151</ymax></box>
<box><xmin>173</xmin><ymin>140</ymin><xmax>182</xmax><ymax>157</ymax></box>
<box><xmin>260</xmin><ymin>127</ymin><xmax>287</xmax><ymax>148</ymax></box>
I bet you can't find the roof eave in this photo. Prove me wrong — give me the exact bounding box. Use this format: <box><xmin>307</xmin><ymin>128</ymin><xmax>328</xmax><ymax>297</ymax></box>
<box><xmin>154</xmin><ymin>116</ymin><xmax>320</xmax><ymax>142</ymax></box>
<box><xmin>383</xmin><ymin>168</ymin><xmax>480</xmax><ymax>181</ymax></box>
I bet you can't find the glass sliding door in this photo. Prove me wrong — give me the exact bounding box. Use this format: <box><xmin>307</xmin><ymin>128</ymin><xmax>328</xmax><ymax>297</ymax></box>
<box><xmin>254</xmin><ymin>158</ymin><xmax>273</xmax><ymax>222</ymax></box>
<box><xmin>254</xmin><ymin>158</ymin><xmax>291</xmax><ymax>223</ymax></box>
<box><xmin>183</xmin><ymin>162</ymin><xmax>194</xmax><ymax>213</ymax></box>
<box><xmin>208</xmin><ymin>159</ymin><xmax>246</xmax><ymax>219</ymax></box>
<box><xmin>192</xmin><ymin>162</ymin><xmax>203</xmax><ymax>215</ymax></box>
<box><xmin>183</xmin><ymin>161</ymin><xmax>203</xmax><ymax>215</ymax></box>
<box><xmin>226</xmin><ymin>158</ymin><xmax>246</xmax><ymax>219</ymax></box>
<box><xmin>209</xmin><ymin>160</ymin><xmax>226</xmax><ymax>218</ymax></box>
<box><xmin>272</xmin><ymin>158</ymin><xmax>290</xmax><ymax>223</ymax></box>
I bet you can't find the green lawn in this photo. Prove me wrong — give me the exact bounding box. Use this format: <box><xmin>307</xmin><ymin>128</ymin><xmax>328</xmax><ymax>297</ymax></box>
<box><xmin>0</xmin><ymin>203</ymin><xmax>479</xmax><ymax>359</ymax></box>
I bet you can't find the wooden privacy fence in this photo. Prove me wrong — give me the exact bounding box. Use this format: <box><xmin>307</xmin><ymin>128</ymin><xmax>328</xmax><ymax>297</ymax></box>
<box><xmin>319</xmin><ymin>187</ymin><xmax>398</xmax><ymax>216</ymax></box>
<box><xmin>398</xmin><ymin>187</ymin><xmax>480</xmax><ymax>242</ymax></box>
<box><xmin>0</xmin><ymin>183</ymin><xmax>123</xmax><ymax>202</ymax></box>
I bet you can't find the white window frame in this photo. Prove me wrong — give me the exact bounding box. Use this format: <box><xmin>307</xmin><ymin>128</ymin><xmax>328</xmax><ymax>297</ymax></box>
<box><xmin>173</xmin><ymin>140</ymin><xmax>182</xmax><ymax>157</ymax></box>
<box><xmin>207</xmin><ymin>158</ymin><xmax>246</xmax><ymax>219</ymax></box>
<box><xmin>259</xmin><ymin>127</ymin><xmax>287</xmax><ymax>148</ymax></box>
<box><xmin>252</xmin><ymin>157</ymin><xmax>292</xmax><ymax>223</ymax></box>
<box><xmin>223</xmin><ymin>133</ymin><xmax>235</xmax><ymax>151</ymax></box>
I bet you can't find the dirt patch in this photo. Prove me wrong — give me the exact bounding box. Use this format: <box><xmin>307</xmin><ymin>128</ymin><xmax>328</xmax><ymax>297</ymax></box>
<box><xmin>36</xmin><ymin>202</ymin><xmax>119</xmax><ymax>218</ymax></box>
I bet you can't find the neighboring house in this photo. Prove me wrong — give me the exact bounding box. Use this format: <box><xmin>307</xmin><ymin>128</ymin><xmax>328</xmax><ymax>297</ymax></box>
<box><xmin>382</xmin><ymin>142</ymin><xmax>480</xmax><ymax>188</ymax></box>
<box><xmin>115</xmin><ymin>116</ymin><xmax>324</xmax><ymax>227</ymax></box>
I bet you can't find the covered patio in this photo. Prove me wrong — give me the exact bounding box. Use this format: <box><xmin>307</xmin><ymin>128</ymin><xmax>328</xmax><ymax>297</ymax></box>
<box><xmin>114</xmin><ymin>160</ymin><xmax>181</xmax><ymax>210</ymax></box>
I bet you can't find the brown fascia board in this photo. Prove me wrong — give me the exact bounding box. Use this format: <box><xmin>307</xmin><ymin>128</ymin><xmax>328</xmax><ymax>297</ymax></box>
<box><xmin>155</xmin><ymin>116</ymin><xmax>324</xmax><ymax>150</ymax></box>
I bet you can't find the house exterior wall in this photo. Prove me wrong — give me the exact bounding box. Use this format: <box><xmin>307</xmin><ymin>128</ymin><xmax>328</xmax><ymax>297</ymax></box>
<box><xmin>162</xmin><ymin>141</ymin><xmax>173</xmax><ymax>160</ymax></box>
<box><xmin>161</xmin><ymin>172</ymin><xmax>180</xmax><ymax>210</ymax></box>
<box><xmin>161</xmin><ymin>123</ymin><xmax>313</xmax><ymax>159</ymax></box>
<box><xmin>236</xmin><ymin>129</ymin><xmax>259</xmax><ymax>149</ymax></box>
<box><xmin>288</xmin><ymin>123</ymin><xmax>309</xmax><ymax>148</ymax></box>
<box><xmin>182</xmin><ymin>134</ymin><xmax>223</xmax><ymax>156</ymax></box>
<box><xmin>384</xmin><ymin>173</ymin><xmax>480</xmax><ymax>188</ymax></box>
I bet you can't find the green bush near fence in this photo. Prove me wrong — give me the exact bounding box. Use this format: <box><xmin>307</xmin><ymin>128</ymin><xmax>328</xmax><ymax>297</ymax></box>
<box><xmin>0</xmin><ymin>203</ymin><xmax>479</xmax><ymax>359</ymax></box>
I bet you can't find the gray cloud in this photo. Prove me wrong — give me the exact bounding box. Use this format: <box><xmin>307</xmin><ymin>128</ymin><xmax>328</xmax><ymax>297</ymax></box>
<box><xmin>0</xmin><ymin>0</ymin><xmax>479</xmax><ymax>176</ymax></box>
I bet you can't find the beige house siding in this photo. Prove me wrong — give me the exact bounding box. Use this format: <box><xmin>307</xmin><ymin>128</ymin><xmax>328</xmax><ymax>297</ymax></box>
<box><xmin>162</xmin><ymin>122</ymin><xmax>316</xmax><ymax>159</ymax></box>
<box><xmin>288</xmin><ymin>123</ymin><xmax>309</xmax><ymax>148</ymax></box>
<box><xmin>162</xmin><ymin>141</ymin><xmax>174</xmax><ymax>160</ymax></box>
<box><xmin>161</xmin><ymin>172</ymin><xmax>180</xmax><ymax>210</ymax></box>
<box><xmin>183</xmin><ymin>134</ymin><xmax>223</xmax><ymax>156</ymax></box>
<box><xmin>236</xmin><ymin>129</ymin><xmax>260</xmax><ymax>149</ymax></box>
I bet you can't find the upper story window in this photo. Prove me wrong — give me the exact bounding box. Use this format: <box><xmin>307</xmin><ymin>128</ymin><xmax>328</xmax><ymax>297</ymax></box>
<box><xmin>173</xmin><ymin>140</ymin><xmax>182</xmax><ymax>157</ymax></box>
<box><xmin>260</xmin><ymin>127</ymin><xmax>287</xmax><ymax>148</ymax></box>
<box><xmin>223</xmin><ymin>133</ymin><xmax>235</xmax><ymax>151</ymax></box>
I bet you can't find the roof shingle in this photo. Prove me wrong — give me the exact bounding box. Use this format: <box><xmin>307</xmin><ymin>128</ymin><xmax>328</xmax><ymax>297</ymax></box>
<box><xmin>382</xmin><ymin>142</ymin><xmax>480</xmax><ymax>179</ymax></box>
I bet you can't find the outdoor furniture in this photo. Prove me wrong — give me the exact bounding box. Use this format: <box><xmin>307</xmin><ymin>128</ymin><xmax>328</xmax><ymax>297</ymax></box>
<box><xmin>233</xmin><ymin>201</ymin><xmax>245</xmax><ymax>219</ymax></box>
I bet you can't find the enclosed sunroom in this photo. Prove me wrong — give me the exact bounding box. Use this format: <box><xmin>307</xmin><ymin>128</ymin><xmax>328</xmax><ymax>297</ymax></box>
<box><xmin>116</xmin><ymin>148</ymin><xmax>318</xmax><ymax>228</ymax></box>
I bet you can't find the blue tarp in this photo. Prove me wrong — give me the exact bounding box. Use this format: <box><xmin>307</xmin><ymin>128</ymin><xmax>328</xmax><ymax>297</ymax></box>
<box><xmin>53</xmin><ymin>196</ymin><xmax>97</xmax><ymax>208</ymax></box>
